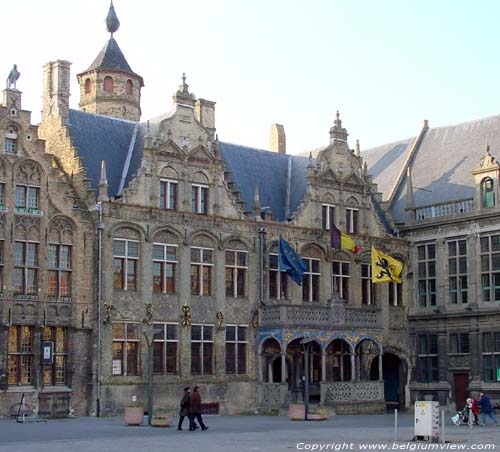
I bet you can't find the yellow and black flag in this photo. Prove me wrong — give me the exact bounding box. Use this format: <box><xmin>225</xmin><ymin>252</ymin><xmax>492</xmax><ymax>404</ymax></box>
<box><xmin>371</xmin><ymin>246</ymin><xmax>403</xmax><ymax>283</ymax></box>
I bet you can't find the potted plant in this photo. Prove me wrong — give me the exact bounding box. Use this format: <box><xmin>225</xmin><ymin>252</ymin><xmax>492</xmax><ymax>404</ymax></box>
<box><xmin>124</xmin><ymin>403</ymin><xmax>144</xmax><ymax>425</ymax></box>
<box><xmin>151</xmin><ymin>414</ymin><xmax>172</xmax><ymax>427</ymax></box>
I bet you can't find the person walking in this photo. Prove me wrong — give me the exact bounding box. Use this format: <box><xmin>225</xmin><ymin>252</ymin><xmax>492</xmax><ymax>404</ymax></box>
<box><xmin>189</xmin><ymin>386</ymin><xmax>208</xmax><ymax>431</ymax></box>
<box><xmin>477</xmin><ymin>391</ymin><xmax>499</xmax><ymax>426</ymax></box>
<box><xmin>177</xmin><ymin>387</ymin><xmax>191</xmax><ymax>430</ymax></box>
<box><xmin>471</xmin><ymin>396</ymin><xmax>480</xmax><ymax>426</ymax></box>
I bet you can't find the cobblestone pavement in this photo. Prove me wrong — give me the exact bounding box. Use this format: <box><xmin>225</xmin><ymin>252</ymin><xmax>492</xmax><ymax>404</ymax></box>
<box><xmin>0</xmin><ymin>413</ymin><xmax>498</xmax><ymax>452</ymax></box>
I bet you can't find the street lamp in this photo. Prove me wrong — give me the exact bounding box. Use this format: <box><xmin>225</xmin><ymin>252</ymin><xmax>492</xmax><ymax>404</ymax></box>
<box><xmin>143</xmin><ymin>324</ymin><xmax>162</xmax><ymax>426</ymax></box>
<box><xmin>301</xmin><ymin>337</ymin><xmax>315</xmax><ymax>421</ymax></box>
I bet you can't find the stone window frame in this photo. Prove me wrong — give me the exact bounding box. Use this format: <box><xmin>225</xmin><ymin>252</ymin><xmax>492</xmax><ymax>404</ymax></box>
<box><xmin>4</xmin><ymin>123</ymin><xmax>18</xmax><ymax>155</ymax></box>
<box><xmin>159</xmin><ymin>179</ymin><xmax>178</xmax><ymax>211</ymax></box>
<box><xmin>345</xmin><ymin>207</ymin><xmax>359</xmax><ymax>234</ymax></box>
<box><xmin>152</xmin><ymin>322</ymin><xmax>178</xmax><ymax>375</ymax></box>
<box><xmin>112</xmin><ymin>322</ymin><xmax>140</xmax><ymax>377</ymax></box>
<box><xmin>225</xmin><ymin>325</ymin><xmax>248</xmax><ymax>375</ymax></box>
<box><xmin>84</xmin><ymin>78</ymin><xmax>92</xmax><ymax>94</ymax></box>
<box><xmin>416</xmin><ymin>333</ymin><xmax>439</xmax><ymax>383</ymax></box>
<box><xmin>447</xmin><ymin>239</ymin><xmax>468</xmax><ymax>304</ymax></box>
<box><xmin>302</xmin><ymin>257</ymin><xmax>320</xmax><ymax>302</ymax></box>
<box><xmin>191</xmin><ymin>184</ymin><xmax>209</xmax><ymax>215</ymax></box>
<box><xmin>332</xmin><ymin>260</ymin><xmax>350</xmax><ymax>302</ymax></box>
<box><xmin>479</xmin><ymin>234</ymin><xmax>500</xmax><ymax>303</ymax></box>
<box><xmin>449</xmin><ymin>332</ymin><xmax>470</xmax><ymax>355</ymax></box>
<box><xmin>42</xmin><ymin>326</ymin><xmax>68</xmax><ymax>386</ymax></box>
<box><xmin>191</xmin><ymin>324</ymin><xmax>214</xmax><ymax>376</ymax></box>
<box><xmin>388</xmin><ymin>281</ymin><xmax>403</xmax><ymax>307</ymax></box>
<box><xmin>113</xmin><ymin>239</ymin><xmax>139</xmax><ymax>291</ymax></box>
<box><xmin>269</xmin><ymin>252</ymin><xmax>288</xmax><ymax>300</ymax></box>
<box><xmin>47</xmin><ymin>244</ymin><xmax>72</xmax><ymax>301</ymax></box>
<box><xmin>152</xmin><ymin>242</ymin><xmax>177</xmax><ymax>294</ymax></box>
<box><xmin>361</xmin><ymin>262</ymin><xmax>376</xmax><ymax>305</ymax></box>
<box><xmin>13</xmin><ymin>240</ymin><xmax>39</xmax><ymax>298</ymax></box>
<box><xmin>125</xmin><ymin>79</ymin><xmax>133</xmax><ymax>95</ymax></box>
<box><xmin>322</xmin><ymin>203</ymin><xmax>336</xmax><ymax>231</ymax></box>
<box><xmin>225</xmin><ymin>249</ymin><xmax>248</xmax><ymax>298</ymax></box>
<box><xmin>190</xmin><ymin>246</ymin><xmax>213</xmax><ymax>296</ymax></box>
<box><xmin>482</xmin><ymin>332</ymin><xmax>500</xmax><ymax>382</ymax></box>
<box><xmin>417</xmin><ymin>243</ymin><xmax>437</xmax><ymax>307</ymax></box>
<box><xmin>15</xmin><ymin>184</ymin><xmax>40</xmax><ymax>214</ymax></box>
<box><xmin>7</xmin><ymin>325</ymin><xmax>34</xmax><ymax>386</ymax></box>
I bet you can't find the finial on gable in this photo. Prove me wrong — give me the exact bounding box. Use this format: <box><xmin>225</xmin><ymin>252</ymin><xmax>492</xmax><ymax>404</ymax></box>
<box><xmin>356</xmin><ymin>139</ymin><xmax>360</xmax><ymax>156</ymax></box>
<box><xmin>329</xmin><ymin>110</ymin><xmax>348</xmax><ymax>143</ymax></box>
<box><xmin>106</xmin><ymin>1</ymin><xmax>120</xmax><ymax>36</ymax></box>
<box><xmin>98</xmin><ymin>160</ymin><xmax>109</xmax><ymax>202</ymax></box>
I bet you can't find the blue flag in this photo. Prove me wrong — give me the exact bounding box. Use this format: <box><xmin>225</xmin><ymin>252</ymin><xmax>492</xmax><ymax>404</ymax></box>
<box><xmin>278</xmin><ymin>236</ymin><xmax>307</xmax><ymax>286</ymax></box>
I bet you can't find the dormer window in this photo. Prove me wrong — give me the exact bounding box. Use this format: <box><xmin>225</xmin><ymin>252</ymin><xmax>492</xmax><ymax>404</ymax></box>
<box><xmin>322</xmin><ymin>204</ymin><xmax>335</xmax><ymax>230</ymax></box>
<box><xmin>192</xmin><ymin>184</ymin><xmax>208</xmax><ymax>214</ymax></box>
<box><xmin>103</xmin><ymin>76</ymin><xmax>114</xmax><ymax>93</ymax></box>
<box><xmin>482</xmin><ymin>177</ymin><xmax>495</xmax><ymax>208</ymax></box>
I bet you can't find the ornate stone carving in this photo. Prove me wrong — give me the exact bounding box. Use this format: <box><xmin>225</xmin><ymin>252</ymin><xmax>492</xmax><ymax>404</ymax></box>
<box><xmin>15</xmin><ymin>160</ymin><xmax>42</xmax><ymax>185</ymax></box>
<box><xmin>261</xmin><ymin>383</ymin><xmax>281</xmax><ymax>406</ymax></box>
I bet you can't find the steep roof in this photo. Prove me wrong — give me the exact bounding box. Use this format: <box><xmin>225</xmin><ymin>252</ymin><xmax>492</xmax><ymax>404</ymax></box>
<box><xmin>83</xmin><ymin>37</ymin><xmax>142</xmax><ymax>80</ymax></box>
<box><xmin>218</xmin><ymin>142</ymin><xmax>310</xmax><ymax>221</ymax></box>
<box><xmin>67</xmin><ymin>109</ymin><xmax>144</xmax><ymax>198</ymax></box>
<box><xmin>363</xmin><ymin>114</ymin><xmax>500</xmax><ymax>223</ymax></box>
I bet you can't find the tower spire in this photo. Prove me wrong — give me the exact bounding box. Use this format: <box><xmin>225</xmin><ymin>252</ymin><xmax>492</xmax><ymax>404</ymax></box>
<box><xmin>106</xmin><ymin>1</ymin><xmax>120</xmax><ymax>36</ymax></box>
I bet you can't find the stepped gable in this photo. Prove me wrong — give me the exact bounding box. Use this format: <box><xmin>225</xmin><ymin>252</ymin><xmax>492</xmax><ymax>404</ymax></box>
<box><xmin>218</xmin><ymin>142</ymin><xmax>311</xmax><ymax>221</ymax></box>
<box><xmin>67</xmin><ymin>109</ymin><xmax>144</xmax><ymax>197</ymax></box>
<box><xmin>363</xmin><ymin>114</ymin><xmax>500</xmax><ymax>223</ymax></box>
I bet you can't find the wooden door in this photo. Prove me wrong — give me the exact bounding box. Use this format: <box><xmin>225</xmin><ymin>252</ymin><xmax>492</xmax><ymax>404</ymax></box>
<box><xmin>454</xmin><ymin>373</ymin><xmax>469</xmax><ymax>411</ymax></box>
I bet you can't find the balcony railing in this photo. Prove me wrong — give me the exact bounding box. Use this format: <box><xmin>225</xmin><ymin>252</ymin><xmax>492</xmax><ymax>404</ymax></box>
<box><xmin>412</xmin><ymin>198</ymin><xmax>474</xmax><ymax>222</ymax></box>
<box><xmin>260</xmin><ymin>304</ymin><xmax>381</xmax><ymax>329</ymax></box>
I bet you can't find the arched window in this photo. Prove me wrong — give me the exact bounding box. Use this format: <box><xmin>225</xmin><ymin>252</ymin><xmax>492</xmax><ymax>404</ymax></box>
<box><xmin>126</xmin><ymin>79</ymin><xmax>133</xmax><ymax>95</ymax></box>
<box><xmin>84</xmin><ymin>78</ymin><xmax>92</xmax><ymax>94</ymax></box>
<box><xmin>103</xmin><ymin>76</ymin><xmax>114</xmax><ymax>93</ymax></box>
<box><xmin>482</xmin><ymin>177</ymin><xmax>495</xmax><ymax>208</ymax></box>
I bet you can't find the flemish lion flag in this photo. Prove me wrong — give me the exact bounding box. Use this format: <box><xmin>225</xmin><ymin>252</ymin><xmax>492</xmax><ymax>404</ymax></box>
<box><xmin>371</xmin><ymin>246</ymin><xmax>403</xmax><ymax>283</ymax></box>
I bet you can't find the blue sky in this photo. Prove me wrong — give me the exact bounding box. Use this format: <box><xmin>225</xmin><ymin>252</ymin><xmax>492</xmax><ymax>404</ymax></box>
<box><xmin>2</xmin><ymin>0</ymin><xmax>500</xmax><ymax>154</ymax></box>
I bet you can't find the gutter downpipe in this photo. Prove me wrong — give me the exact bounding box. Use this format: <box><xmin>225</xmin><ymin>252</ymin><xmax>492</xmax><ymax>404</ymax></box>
<box><xmin>96</xmin><ymin>202</ymin><xmax>104</xmax><ymax>417</ymax></box>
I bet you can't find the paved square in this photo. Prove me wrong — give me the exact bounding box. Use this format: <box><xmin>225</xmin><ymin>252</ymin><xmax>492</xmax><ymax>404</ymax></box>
<box><xmin>0</xmin><ymin>413</ymin><xmax>498</xmax><ymax>452</ymax></box>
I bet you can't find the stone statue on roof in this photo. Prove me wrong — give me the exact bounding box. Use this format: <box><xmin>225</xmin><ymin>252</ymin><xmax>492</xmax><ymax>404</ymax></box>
<box><xmin>6</xmin><ymin>64</ymin><xmax>20</xmax><ymax>89</ymax></box>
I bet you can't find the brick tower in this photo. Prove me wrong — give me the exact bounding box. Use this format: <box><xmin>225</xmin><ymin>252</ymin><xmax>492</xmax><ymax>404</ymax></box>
<box><xmin>77</xmin><ymin>1</ymin><xmax>144</xmax><ymax>121</ymax></box>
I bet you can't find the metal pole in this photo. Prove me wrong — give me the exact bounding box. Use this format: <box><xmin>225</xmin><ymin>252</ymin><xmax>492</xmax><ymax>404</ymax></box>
<box><xmin>468</xmin><ymin>406</ymin><xmax>472</xmax><ymax>430</ymax></box>
<box><xmin>304</xmin><ymin>343</ymin><xmax>309</xmax><ymax>421</ymax></box>
<box><xmin>441</xmin><ymin>409</ymin><xmax>445</xmax><ymax>444</ymax></box>
<box><xmin>394</xmin><ymin>408</ymin><xmax>398</xmax><ymax>442</ymax></box>
<box><xmin>147</xmin><ymin>339</ymin><xmax>153</xmax><ymax>425</ymax></box>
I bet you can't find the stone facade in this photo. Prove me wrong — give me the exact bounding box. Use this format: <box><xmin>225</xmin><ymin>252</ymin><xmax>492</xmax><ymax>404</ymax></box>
<box><xmin>0</xmin><ymin>88</ymin><xmax>94</xmax><ymax>418</ymax></box>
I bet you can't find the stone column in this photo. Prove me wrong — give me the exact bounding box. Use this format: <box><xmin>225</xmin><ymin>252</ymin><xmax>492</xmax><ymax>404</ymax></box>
<box><xmin>321</xmin><ymin>351</ymin><xmax>326</xmax><ymax>382</ymax></box>
<box><xmin>351</xmin><ymin>353</ymin><xmax>356</xmax><ymax>381</ymax></box>
<box><xmin>281</xmin><ymin>352</ymin><xmax>287</xmax><ymax>383</ymax></box>
<box><xmin>268</xmin><ymin>360</ymin><xmax>273</xmax><ymax>383</ymax></box>
<box><xmin>257</xmin><ymin>353</ymin><xmax>263</xmax><ymax>384</ymax></box>
<box><xmin>378</xmin><ymin>345</ymin><xmax>383</xmax><ymax>381</ymax></box>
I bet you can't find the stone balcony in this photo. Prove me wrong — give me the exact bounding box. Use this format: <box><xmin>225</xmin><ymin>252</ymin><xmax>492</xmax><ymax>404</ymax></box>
<box><xmin>259</xmin><ymin>303</ymin><xmax>382</xmax><ymax>329</ymax></box>
<box><xmin>411</xmin><ymin>198</ymin><xmax>474</xmax><ymax>222</ymax></box>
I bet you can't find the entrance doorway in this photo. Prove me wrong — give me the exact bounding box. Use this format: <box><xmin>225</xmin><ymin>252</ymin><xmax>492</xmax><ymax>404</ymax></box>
<box><xmin>454</xmin><ymin>373</ymin><xmax>469</xmax><ymax>411</ymax></box>
<box><xmin>382</xmin><ymin>353</ymin><xmax>405</xmax><ymax>411</ymax></box>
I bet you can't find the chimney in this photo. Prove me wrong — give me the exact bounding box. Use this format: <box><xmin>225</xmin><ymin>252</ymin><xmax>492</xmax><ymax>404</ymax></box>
<box><xmin>42</xmin><ymin>60</ymin><xmax>71</xmax><ymax>122</ymax></box>
<box><xmin>195</xmin><ymin>98</ymin><xmax>216</xmax><ymax>139</ymax></box>
<box><xmin>270</xmin><ymin>124</ymin><xmax>286</xmax><ymax>154</ymax></box>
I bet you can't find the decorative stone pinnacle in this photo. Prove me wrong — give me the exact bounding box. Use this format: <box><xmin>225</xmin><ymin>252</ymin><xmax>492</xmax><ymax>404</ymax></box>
<box><xmin>176</xmin><ymin>73</ymin><xmax>195</xmax><ymax>99</ymax></box>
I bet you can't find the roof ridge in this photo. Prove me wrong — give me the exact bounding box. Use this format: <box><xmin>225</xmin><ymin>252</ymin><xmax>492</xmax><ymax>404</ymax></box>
<box><xmin>69</xmin><ymin>109</ymin><xmax>137</xmax><ymax>125</ymax></box>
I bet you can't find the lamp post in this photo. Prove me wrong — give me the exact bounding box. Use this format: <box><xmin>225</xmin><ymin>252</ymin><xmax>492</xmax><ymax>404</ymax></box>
<box><xmin>301</xmin><ymin>337</ymin><xmax>314</xmax><ymax>421</ymax></box>
<box><xmin>143</xmin><ymin>324</ymin><xmax>162</xmax><ymax>425</ymax></box>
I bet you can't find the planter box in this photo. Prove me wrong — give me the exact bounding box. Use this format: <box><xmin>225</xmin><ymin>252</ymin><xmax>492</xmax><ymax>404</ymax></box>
<box><xmin>151</xmin><ymin>417</ymin><xmax>171</xmax><ymax>427</ymax></box>
<box><xmin>288</xmin><ymin>404</ymin><xmax>331</xmax><ymax>421</ymax></box>
<box><xmin>124</xmin><ymin>406</ymin><xmax>144</xmax><ymax>425</ymax></box>
<box><xmin>288</xmin><ymin>403</ymin><xmax>305</xmax><ymax>420</ymax></box>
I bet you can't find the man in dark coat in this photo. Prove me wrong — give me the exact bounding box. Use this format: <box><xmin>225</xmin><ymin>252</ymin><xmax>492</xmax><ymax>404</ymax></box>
<box><xmin>478</xmin><ymin>391</ymin><xmax>499</xmax><ymax>426</ymax></box>
<box><xmin>189</xmin><ymin>386</ymin><xmax>208</xmax><ymax>431</ymax></box>
<box><xmin>177</xmin><ymin>387</ymin><xmax>191</xmax><ymax>430</ymax></box>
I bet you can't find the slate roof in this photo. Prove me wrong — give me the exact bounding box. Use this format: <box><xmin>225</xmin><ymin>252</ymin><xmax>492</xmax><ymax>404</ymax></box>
<box><xmin>362</xmin><ymin>114</ymin><xmax>500</xmax><ymax>224</ymax></box>
<box><xmin>218</xmin><ymin>142</ymin><xmax>310</xmax><ymax>221</ymax></box>
<box><xmin>67</xmin><ymin>109</ymin><xmax>144</xmax><ymax>198</ymax></box>
<box><xmin>83</xmin><ymin>37</ymin><xmax>141</xmax><ymax>79</ymax></box>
